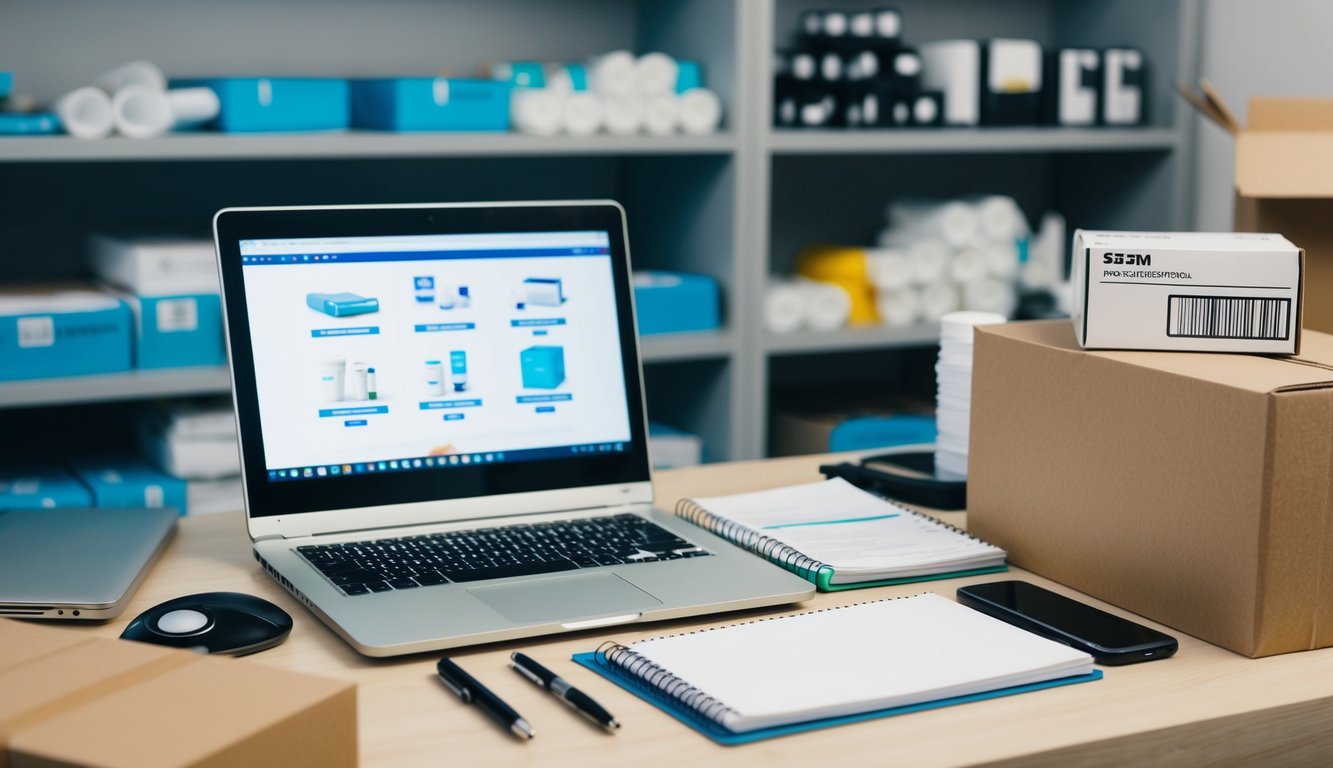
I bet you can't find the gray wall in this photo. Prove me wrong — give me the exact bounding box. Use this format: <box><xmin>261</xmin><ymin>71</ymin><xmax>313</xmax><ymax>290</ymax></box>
<box><xmin>1193</xmin><ymin>0</ymin><xmax>1333</xmax><ymax>230</ymax></box>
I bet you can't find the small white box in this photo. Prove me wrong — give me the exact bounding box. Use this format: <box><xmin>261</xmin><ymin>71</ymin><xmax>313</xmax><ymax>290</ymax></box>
<box><xmin>1072</xmin><ymin>230</ymin><xmax>1303</xmax><ymax>354</ymax></box>
<box><xmin>90</xmin><ymin>234</ymin><xmax>220</xmax><ymax>296</ymax></box>
<box><xmin>522</xmin><ymin>277</ymin><xmax>564</xmax><ymax>307</ymax></box>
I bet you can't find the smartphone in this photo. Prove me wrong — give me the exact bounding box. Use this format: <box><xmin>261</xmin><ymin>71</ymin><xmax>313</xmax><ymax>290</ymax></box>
<box><xmin>956</xmin><ymin>580</ymin><xmax>1178</xmax><ymax>665</ymax></box>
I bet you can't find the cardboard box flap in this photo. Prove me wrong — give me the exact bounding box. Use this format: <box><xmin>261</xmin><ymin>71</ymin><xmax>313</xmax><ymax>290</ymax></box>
<box><xmin>1177</xmin><ymin>80</ymin><xmax>1241</xmax><ymax>135</ymax></box>
<box><xmin>1236</xmin><ymin>133</ymin><xmax>1333</xmax><ymax>198</ymax></box>
<box><xmin>1248</xmin><ymin>98</ymin><xmax>1333</xmax><ymax>131</ymax></box>
<box><xmin>991</xmin><ymin>321</ymin><xmax>1333</xmax><ymax>394</ymax></box>
<box><xmin>9</xmin><ymin>653</ymin><xmax>356</xmax><ymax>768</ymax></box>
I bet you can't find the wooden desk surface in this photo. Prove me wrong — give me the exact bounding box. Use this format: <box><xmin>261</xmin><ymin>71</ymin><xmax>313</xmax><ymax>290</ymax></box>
<box><xmin>68</xmin><ymin>455</ymin><xmax>1333</xmax><ymax>766</ymax></box>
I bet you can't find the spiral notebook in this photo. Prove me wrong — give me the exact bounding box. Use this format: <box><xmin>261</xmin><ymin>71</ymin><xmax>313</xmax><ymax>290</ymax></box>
<box><xmin>573</xmin><ymin>593</ymin><xmax>1100</xmax><ymax>745</ymax></box>
<box><xmin>675</xmin><ymin>477</ymin><xmax>1006</xmax><ymax>591</ymax></box>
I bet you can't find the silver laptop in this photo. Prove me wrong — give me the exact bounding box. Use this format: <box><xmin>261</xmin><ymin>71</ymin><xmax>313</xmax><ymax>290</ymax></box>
<box><xmin>214</xmin><ymin>201</ymin><xmax>813</xmax><ymax>657</ymax></box>
<box><xmin>0</xmin><ymin>506</ymin><xmax>177</xmax><ymax>619</ymax></box>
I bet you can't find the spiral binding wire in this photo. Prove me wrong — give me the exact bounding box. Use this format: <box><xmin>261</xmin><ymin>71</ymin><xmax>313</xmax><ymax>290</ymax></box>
<box><xmin>674</xmin><ymin>492</ymin><xmax>999</xmax><ymax>585</ymax></box>
<box><xmin>674</xmin><ymin>498</ymin><xmax>826</xmax><ymax>581</ymax></box>
<box><xmin>595</xmin><ymin>640</ymin><xmax>738</xmax><ymax>727</ymax></box>
<box><xmin>592</xmin><ymin>593</ymin><xmax>928</xmax><ymax>729</ymax></box>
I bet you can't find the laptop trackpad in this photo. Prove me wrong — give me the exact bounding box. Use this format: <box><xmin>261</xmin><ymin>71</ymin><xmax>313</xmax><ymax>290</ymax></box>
<box><xmin>468</xmin><ymin>572</ymin><xmax>661</xmax><ymax>625</ymax></box>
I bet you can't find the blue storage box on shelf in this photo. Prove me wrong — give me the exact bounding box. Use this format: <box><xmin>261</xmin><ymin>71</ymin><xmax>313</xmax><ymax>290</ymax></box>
<box><xmin>632</xmin><ymin>271</ymin><xmax>721</xmax><ymax>335</ymax></box>
<box><xmin>70</xmin><ymin>458</ymin><xmax>188</xmax><ymax>515</ymax></box>
<box><xmin>829</xmin><ymin>415</ymin><xmax>938</xmax><ymax>452</ymax></box>
<box><xmin>91</xmin><ymin>235</ymin><xmax>225</xmax><ymax>370</ymax></box>
<box><xmin>173</xmin><ymin>78</ymin><xmax>349</xmax><ymax>132</ymax></box>
<box><xmin>0</xmin><ymin>113</ymin><xmax>60</xmax><ymax>135</ymax></box>
<box><xmin>0</xmin><ymin>284</ymin><xmax>132</xmax><ymax>381</ymax></box>
<box><xmin>119</xmin><ymin>292</ymin><xmax>225</xmax><ymax>369</ymax></box>
<box><xmin>351</xmin><ymin>78</ymin><xmax>511</xmax><ymax>131</ymax></box>
<box><xmin>0</xmin><ymin>71</ymin><xmax>11</xmax><ymax>98</ymax></box>
<box><xmin>0</xmin><ymin>466</ymin><xmax>93</xmax><ymax>510</ymax></box>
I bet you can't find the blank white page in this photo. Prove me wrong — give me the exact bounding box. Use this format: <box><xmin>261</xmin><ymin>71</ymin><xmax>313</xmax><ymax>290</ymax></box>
<box><xmin>620</xmin><ymin>593</ymin><xmax>1092</xmax><ymax>733</ymax></box>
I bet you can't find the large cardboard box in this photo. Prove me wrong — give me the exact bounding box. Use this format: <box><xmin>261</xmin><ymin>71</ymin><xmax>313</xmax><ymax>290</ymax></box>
<box><xmin>968</xmin><ymin>320</ymin><xmax>1333</xmax><ymax>658</ymax></box>
<box><xmin>0</xmin><ymin>619</ymin><xmax>357</xmax><ymax>768</ymax></box>
<box><xmin>1183</xmin><ymin>84</ymin><xmax>1333</xmax><ymax>333</ymax></box>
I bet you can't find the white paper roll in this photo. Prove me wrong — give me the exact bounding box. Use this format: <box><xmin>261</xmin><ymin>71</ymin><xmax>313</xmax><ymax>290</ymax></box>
<box><xmin>801</xmin><ymin>279</ymin><xmax>852</xmax><ymax>332</ymax></box>
<box><xmin>876</xmin><ymin>287</ymin><xmax>921</xmax><ymax>328</ymax></box>
<box><xmin>603</xmin><ymin>96</ymin><xmax>645</xmax><ymax>136</ymax></box>
<box><xmin>511</xmin><ymin>88</ymin><xmax>563</xmax><ymax>136</ymax></box>
<box><xmin>967</xmin><ymin>195</ymin><xmax>1029</xmax><ymax>241</ymax></box>
<box><xmin>886</xmin><ymin>199</ymin><xmax>979</xmax><ymax>248</ymax></box>
<box><xmin>589</xmin><ymin>50</ymin><xmax>638</xmax><ymax>97</ymax></box>
<box><xmin>919</xmin><ymin>282</ymin><xmax>961</xmax><ymax>321</ymax></box>
<box><xmin>678</xmin><ymin>88</ymin><xmax>723</xmax><ymax>135</ymax></box>
<box><xmin>764</xmin><ymin>279</ymin><xmax>806</xmax><ymax>334</ymax></box>
<box><xmin>112</xmin><ymin>85</ymin><xmax>173</xmax><ymax>139</ymax></box>
<box><xmin>94</xmin><ymin>60</ymin><xmax>166</xmax><ymax>95</ymax></box>
<box><xmin>167</xmin><ymin>87</ymin><xmax>220</xmax><ymax>127</ymax></box>
<box><xmin>54</xmin><ymin>86</ymin><xmax>114</xmax><ymax>139</ymax></box>
<box><xmin>544</xmin><ymin>63</ymin><xmax>587</xmax><ymax>94</ymax></box>
<box><xmin>642</xmin><ymin>95</ymin><xmax>679</xmax><ymax>136</ymax></box>
<box><xmin>635</xmin><ymin>52</ymin><xmax>679</xmax><ymax>97</ymax></box>
<box><xmin>962</xmin><ymin>278</ymin><xmax>1018</xmax><ymax>317</ymax></box>
<box><xmin>983</xmin><ymin>240</ymin><xmax>1020</xmax><ymax>279</ymax></box>
<box><xmin>948</xmin><ymin>245</ymin><xmax>987</xmax><ymax>284</ymax></box>
<box><xmin>865</xmin><ymin>248</ymin><xmax>912</xmax><ymax>291</ymax></box>
<box><xmin>907</xmin><ymin>238</ymin><xmax>950</xmax><ymax>285</ymax></box>
<box><xmin>560</xmin><ymin>91</ymin><xmax>604</xmax><ymax>136</ymax></box>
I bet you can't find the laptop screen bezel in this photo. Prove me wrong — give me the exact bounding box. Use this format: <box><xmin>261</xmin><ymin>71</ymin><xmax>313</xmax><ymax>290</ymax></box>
<box><xmin>215</xmin><ymin>201</ymin><xmax>653</xmax><ymax>534</ymax></box>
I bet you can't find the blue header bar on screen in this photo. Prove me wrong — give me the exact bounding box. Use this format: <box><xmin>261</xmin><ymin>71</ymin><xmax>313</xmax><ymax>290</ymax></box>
<box><xmin>241</xmin><ymin>247</ymin><xmax>608</xmax><ymax>265</ymax></box>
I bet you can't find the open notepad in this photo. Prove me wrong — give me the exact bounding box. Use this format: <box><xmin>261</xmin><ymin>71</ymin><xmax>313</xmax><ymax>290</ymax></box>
<box><xmin>575</xmin><ymin>593</ymin><xmax>1098</xmax><ymax>744</ymax></box>
<box><xmin>675</xmin><ymin>477</ymin><xmax>1006</xmax><ymax>590</ymax></box>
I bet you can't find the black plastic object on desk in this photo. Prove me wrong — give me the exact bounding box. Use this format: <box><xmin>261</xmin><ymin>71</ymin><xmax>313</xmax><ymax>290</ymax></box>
<box><xmin>819</xmin><ymin>448</ymin><xmax>966</xmax><ymax>510</ymax></box>
<box><xmin>120</xmin><ymin>591</ymin><xmax>292</xmax><ymax>656</ymax></box>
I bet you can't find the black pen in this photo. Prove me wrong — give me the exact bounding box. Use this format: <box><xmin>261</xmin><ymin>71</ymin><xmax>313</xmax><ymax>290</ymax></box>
<box><xmin>510</xmin><ymin>651</ymin><xmax>620</xmax><ymax>731</ymax></box>
<box><xmin>436</xmin><ymin>657</ymin><xmax>535</xmax><ymax>740</ymax></box>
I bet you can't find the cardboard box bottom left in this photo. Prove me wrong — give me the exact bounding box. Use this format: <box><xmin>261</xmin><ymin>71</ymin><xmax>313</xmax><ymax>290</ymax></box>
<box><xmin>0</xmin><ymin>618</ymin><xmax>357</xmax><ymax>768</ymax></box>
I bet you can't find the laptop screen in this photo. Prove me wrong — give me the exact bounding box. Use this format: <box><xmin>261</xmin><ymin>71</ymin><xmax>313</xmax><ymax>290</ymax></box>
<box><xmin>216</xmin><ymin>203</ymin><xmax>650</xmax><ymax>519</ymax></box>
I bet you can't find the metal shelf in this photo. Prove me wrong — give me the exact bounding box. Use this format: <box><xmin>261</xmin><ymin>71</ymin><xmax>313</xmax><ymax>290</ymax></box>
<box><xmin>0</xmin><ymin>367</ymin><xmax>231</xmax><ymax>410</ymax></box>
<box><xmin>767</xmin><ymin>128</ymin><xmax>1181</xmax><ymax>155</ymax></box>
<box><xmin>640</xmin><ymin>330</ymin><xmax>736</xmax><ymax>363</ymax></box>
<box><xmin>764</xmin><ymin>324</ymin><xmax>940</xmax><ymax>356</ymax></box>
<box><xmin>0</xmin><ymin>131</ymin><xmax>739</xmax><ymax>163</ymax></box>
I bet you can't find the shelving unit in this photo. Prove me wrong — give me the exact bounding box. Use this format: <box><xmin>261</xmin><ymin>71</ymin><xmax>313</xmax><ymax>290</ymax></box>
<box><xmin>0</xmin><ymin>0</ymin><xmax>1198</xmax><ymax>464</ymax></box>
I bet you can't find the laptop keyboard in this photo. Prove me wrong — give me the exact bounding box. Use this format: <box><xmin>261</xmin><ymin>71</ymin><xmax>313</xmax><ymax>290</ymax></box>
<box><xmin>296</xmin><ymin>513</ymin><xmax>711</xmax><ymax>596</ymax></box>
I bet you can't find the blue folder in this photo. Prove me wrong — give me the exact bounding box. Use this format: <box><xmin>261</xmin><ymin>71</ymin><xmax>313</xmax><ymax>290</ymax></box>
<box><xmin>572</xmin><ymin>651</ymin><xmax>1101</xmax><ymax>746</ymax></box>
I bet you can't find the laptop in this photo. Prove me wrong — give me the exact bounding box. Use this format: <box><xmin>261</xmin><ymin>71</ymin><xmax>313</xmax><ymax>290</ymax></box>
<box><xmin>214</xmin><ymin>201</ymin><xmax>814</xmax><ymax>657</ymax></box>
<box><xmin>0</xmin><ymin>506</ymin><xmax>177</xmax><ymax>619</ymax></box>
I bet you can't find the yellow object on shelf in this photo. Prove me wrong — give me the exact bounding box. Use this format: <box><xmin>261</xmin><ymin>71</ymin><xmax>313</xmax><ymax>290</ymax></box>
<box><xmin>796</xmin><ymin>245</ymin><xmax>878</xmax><ymax>325</ymax></box>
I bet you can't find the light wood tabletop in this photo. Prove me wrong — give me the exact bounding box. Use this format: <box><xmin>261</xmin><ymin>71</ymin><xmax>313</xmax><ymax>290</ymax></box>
<box><xmin>63</xmin><ymin>454</ymin><xmax>1333</xmax><ymax>766</ymax></box>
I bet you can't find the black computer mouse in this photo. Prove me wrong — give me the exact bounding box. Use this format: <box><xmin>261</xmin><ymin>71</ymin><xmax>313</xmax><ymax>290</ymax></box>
<box><xmin>120</xmin><ymin>592</ymin><xmax>293</xmax><ymax>656</ymax></box>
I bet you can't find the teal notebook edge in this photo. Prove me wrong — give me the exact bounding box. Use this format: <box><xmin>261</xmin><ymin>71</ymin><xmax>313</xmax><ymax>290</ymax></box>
<box><xmin>816</xmin><ymin>563</ymin><xmax>1010</xmax><ymax>592</ymax></box>
<box><xmin>572</xmin><ymin>651</ymin><xmax>1101</xmax><ymax>746</ymax></box>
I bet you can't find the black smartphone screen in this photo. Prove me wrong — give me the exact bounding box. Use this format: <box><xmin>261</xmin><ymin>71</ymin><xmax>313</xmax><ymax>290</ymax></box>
<box><xmin>957</xmin><ymin>580</ymin><xmax>1177</xmax><ymax>664</ymax></box>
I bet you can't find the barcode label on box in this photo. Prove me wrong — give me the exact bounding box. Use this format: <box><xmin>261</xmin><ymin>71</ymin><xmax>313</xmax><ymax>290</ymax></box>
<box><xmin>17</xmin><ymin>316</ymin><xmax>54</xmax><ymax>348</ymax></box>
<box><xmin>1167</xmin><ymin>295</ymin><xmax>1291</xmax><ymax>341</ymax></box>
<box><xmin>156</xmin><ymin>298</ymin><xmax>199</xmax><ymax>333</ymax></box>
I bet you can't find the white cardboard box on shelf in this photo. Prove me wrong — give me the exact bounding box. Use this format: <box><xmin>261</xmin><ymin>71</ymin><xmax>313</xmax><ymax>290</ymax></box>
<box><xmin>90</xmin><ymin>235</ymin><xmax>220</xmax><ymax>297</ymax></box>
<box><xmin>1071</xmin><ymin>230</ymin><xmax>1303</xmax><ymax>354</ymax></box>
